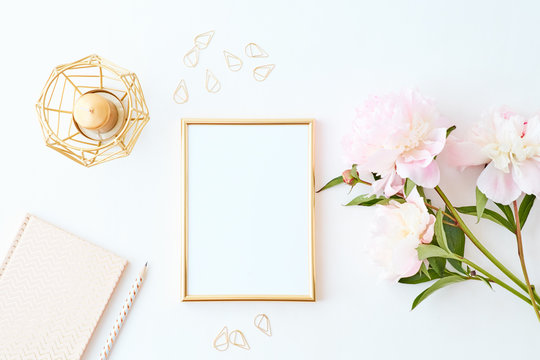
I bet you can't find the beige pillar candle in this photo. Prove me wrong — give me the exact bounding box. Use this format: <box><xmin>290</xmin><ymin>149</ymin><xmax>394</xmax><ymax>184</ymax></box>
<box><xmin>73</xmin><ymin>92</ymin><xmax>118</xmax><ymax>132</ymax></box>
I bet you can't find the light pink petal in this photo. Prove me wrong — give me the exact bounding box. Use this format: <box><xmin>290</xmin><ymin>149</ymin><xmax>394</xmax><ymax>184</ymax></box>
<box><xmin>400</xmin><ymin>261</ymin><xmax>422</xmax><ymax>279</ymax></box>
<box><xmin>396</xmin><ymin>159</ymin><xmax>440</xmax><ymax>188</ymax></box>
<box><xmin>405</xmin><ymin>188</ymin><xmax>424</xmax><ymax>208</ymax></box>
<box><xmin>421</xmin><ymin>215</ymin><xmax>436</xmax><ymax>244</ymax></box>
<box><xmin>443</xmin><ymin>135</ymin><xmax>490</xmax><ymax>170</ymax></box>
<box><xmin>371</xmin><ymin>178</ymin><xmax>386</xmax><ymax>197</ymax></box>
<box><xmin>384</xmin><ymin>173</ymin><xmax>405</xmax><ymax>197</ymax></box>
<box><xmin>361</xmin><ymin>148</ymin><xmax>400</xmax><ymax>174</ymax></box>
<box><xmin>405</xmin><ymin>188</ymin><xmax>429</xmax><ymax>216</ymax></box>
<box><xmin>477</xmin><ymin>162</ymin><xmax>522</xmax><ymax>204</ymax></box>
<box><xmin>393</xmin><ymin>248</ymin><xmax>422</xmax><ymax>279</ymax></box>
<box><xmin>399</xmin><ymin>149</ymin><xmax>433</xmax><ymax>168</ymax></box>
<box><xmin>341</xmin><ymin>133</ymin><xmax>366</xmax><ymax>165</ymax></box>
<box><xmin>398</xmin><ymin>129</ymin><xmax>446</xmax><ymax>167</ymax></box>
<box><xmin>511</xmin><ymin>159</ymin><xmax>540</xmax><ymax>195</ymax></box>
<box><xmin>522</xmin><ymin>115</ymin><xmax>540</xmax><ymax>143</ymax></box>
<box><xmin>419</xmin><ymin>127</ymin><xmax>447</xmax><ymax>156</ymax></box>
<box><xmin>371</xmin><ymin>170</ymin><xmax>404</xmax><ymax>197</ymax></box>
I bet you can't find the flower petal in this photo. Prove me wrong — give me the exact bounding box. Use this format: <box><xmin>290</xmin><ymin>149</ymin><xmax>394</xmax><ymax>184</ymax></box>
<box><xmin>371</xmin><ymin>170</ymin><xmax>404</xmax><ymax>197</ymax></box>
<box><xmin>477</xmin><ymin>162</ymin><xmax>522</xmax><ymax>204</ymax></box>
<box><xmin>399</xmin><ymin>149</ymin><xmax>433</xmax><ymax>168</ymax></box>
<box><xmin>421</xmin><ymin>214</ymin><xmax>436</xmax><ymax>244</ymax></box>
<box><xmin>512</xmin><ymin>159</ymin><xmax>540</xmax><ymax>195</ymax></box>
<box><xmin>397</xmin><ymin>257</ymin><xmax>422</xmax><ymax>280</ymax></box>
<box><xmin>361</xmin><ymin>148</ymin><xmax>400</xmax><ymax>174</ymax></box>
<box><xmin>391</xmin><ymin>239</ymin><xmax>423</xmax><ymax>280</ymax></box>
<box><xmin>404</xmin><ymin>187</ymin><xmax>424</xmax><ymax>208</ymax></box>
<box><xmin>396</xmin><ymin>159</ymin><xmax>440</xmax><ymax>188</ymax></box>
<box><xmin>420</xmin><ymin>127</ymin><xmax>447</xmax><ymax>156</ymax></box>
<box><xmin>442</xmin><ymin>135</ymin><xmax>490</xmax><ymax>170</ymax></box>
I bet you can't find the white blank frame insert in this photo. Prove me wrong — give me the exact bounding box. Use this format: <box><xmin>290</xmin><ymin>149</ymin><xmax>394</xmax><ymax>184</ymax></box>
<box><xmin>182</xmin><ymin>119</ymin><xmax>315</xmax><ymax>301</ymax></box>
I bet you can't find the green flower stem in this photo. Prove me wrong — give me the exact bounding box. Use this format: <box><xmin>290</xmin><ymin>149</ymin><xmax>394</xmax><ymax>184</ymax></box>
<box><xmin>434</xmin><ymin>186</ymin><xmax>539</xmax><ymax>304</ymax></box>
<box><xmin>458</xmin><ymin>257</ymin><xmax>532</xmax><ymax>306</ymax></box>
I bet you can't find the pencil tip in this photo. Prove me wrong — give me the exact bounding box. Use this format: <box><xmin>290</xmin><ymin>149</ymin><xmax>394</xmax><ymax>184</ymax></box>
<box><xmin>145</xmin><ymin>262</ymin><xmax>148</xmax><ymax>267</ymax></box>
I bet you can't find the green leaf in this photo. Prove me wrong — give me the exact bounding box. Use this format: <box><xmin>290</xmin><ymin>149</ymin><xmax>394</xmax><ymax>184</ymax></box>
<box><xmin>428</xmin><ymin>257</ymin><xmax>446</xmax><ymax>277</ymax></box>
<box><xmin>443</xmin><ymin>218</ymin><xmax>466</xmax><ymax>274</ymax></box>
<box><xmin>399</xmin><ymin>269</ymin><xmax>442</xmax><ymax>284</ymax></box>
<box><xmin>455</xmin><ymin>206</ymin><xmax>515</xmax><ymax>233</ymax></box>
<box><xmin>350</xmin><ymin>164</ymin><xmax>360</xmax><ymax>180</ymax></box>
<box><xmin>419</xmin><ymin>262</ymin><xmax>431</xmax><ymax>280</ymax></box>
<box><xmin>434</xmin><ymin>211</ymin><xmax>450</xmax><ymax>252</ymax></box>
<box><xmin>475</xmin><ymin>187</ymin><xmax>488</xmax><ymax>223</ymax></box>
<box><xmin>476</xmin><ymin>275</ymin><xmax>493</xmax><ymax>290</ymax></box>
<box><xmin>428</xmin><ymin>230</ymin><xmax>447</xmax><ymax>276</ymax></box>
<box><xmin>519</xmin><ymin>194</ymin><xmax>536</xmax><ymax>229</ymax></box>
<box><xmin>417</xmin><ymin>244</ymin><xmax>457</xmax><ymax>260</ymax></box>
<box><xmin>317</xmin><ymin>176</ymin><xmax>343</xmax><ymax>193</ymax></box>
<box><xmin>411</xmin><ymin>275</ymin><xmax>466</xmax><ymax>310</ymax></box>
<box><xmin>495</xmin><ymin>203</ymin><xmax>516</xmax><ymax>231</ymax></box>
<box><xmin>446</xmin><ymin>125</ymin><xmax>456</xmax><ymax>138</ymax></box>
<box><xmin>425</xmin><ymin>198</ymin><xmax>435</xmax><ymax>216</ymax></box>
<box><xmin>404</xmin><ymin>178</ymin><xmax>416</xmax><ymax>197</ymax></box>
<box><xmin>416</xmin><ymin>186</ymin><xmax>426</xmax><ymax>198</ymax></box>
<box><xmin>345</xmin><ymin>194</ymin><xmax>389</xmax><ymax>206</ymax></box>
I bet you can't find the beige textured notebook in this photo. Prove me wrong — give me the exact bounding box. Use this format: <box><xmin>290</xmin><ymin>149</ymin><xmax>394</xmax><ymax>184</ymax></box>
<box><xmin>0</xmin><ymin>215</ymin><xmax>127</xmax><ymax>360</ymax></box>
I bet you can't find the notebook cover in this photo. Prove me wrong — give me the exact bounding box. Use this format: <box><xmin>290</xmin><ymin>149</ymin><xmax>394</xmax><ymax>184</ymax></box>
<box><xmin>0</xmin><ymin>215</ymin><xmax>127</xmax><ymax>360</ymax></box>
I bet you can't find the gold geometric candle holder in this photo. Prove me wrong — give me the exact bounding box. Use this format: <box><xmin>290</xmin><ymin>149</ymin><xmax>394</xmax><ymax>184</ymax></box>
<box><xmin>36</xmin><ymin>54</ymin><xmax>150</xmax><ymax>167</ymax></box>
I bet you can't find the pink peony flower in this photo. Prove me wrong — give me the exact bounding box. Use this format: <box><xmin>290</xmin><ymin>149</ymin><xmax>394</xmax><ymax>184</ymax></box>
<box><xmin>342</xmin><ymin>90</ymin><xmax>448</xmax><ymax>197</ymax></box>
<box><xmin>445</xmin><ymin>108</ymin><xmax>540</xmax><ymax>204</ymax></box>
<box><xmin>368</xmin><ymin>189</ymin><xmax>435</xmax><ymax>282</ymax></box>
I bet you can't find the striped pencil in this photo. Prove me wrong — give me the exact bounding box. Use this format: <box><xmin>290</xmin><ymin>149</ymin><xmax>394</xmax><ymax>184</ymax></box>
<box><xmin>98</xmin><ymin>262</ymin><xmax>148</xmax><ymax>360</ymax></box>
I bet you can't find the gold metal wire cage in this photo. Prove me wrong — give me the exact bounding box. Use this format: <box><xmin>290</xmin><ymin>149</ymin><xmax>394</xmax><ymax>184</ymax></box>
<box><xmin>36</xmin><ymin>54</ymin><xmax>150</xmax><ymax>167</ymax></box>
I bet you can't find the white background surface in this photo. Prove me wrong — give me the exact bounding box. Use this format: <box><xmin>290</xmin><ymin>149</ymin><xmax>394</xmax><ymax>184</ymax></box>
<box><xmin>187</xmin><ymin>124</ymin><xmax>311</xmax><ymax>296</ymax></box>
<box><xmin>1</xmin><ymin>0</ymin><xmax>540</xmax><ymax>359</ymax></box>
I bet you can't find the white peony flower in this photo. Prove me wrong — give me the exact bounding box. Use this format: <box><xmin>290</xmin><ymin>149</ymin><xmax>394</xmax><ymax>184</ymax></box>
<box><xmin>368</xmin><ymin>189</ymin><xmax>435</xmax><ymax>282</ymax></box>
<box><xmin>446</xmin><ymin>108</ymin><xmax>540</xmax><ymax>204</ymax></box>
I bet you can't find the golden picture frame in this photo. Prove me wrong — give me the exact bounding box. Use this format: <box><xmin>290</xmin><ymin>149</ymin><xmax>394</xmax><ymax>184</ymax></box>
<box><xmin>181</xmin><ymin>118</ymin><xmax>315</xmax><ymax>301</ymax></box>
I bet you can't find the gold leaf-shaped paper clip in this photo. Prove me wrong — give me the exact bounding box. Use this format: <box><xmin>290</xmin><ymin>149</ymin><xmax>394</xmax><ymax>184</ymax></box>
<box><xmin>253</xmin><ymin>64</ymin><xmax>275</xmax><ymax>82</ymax></box>
<box><xmin>223</xmin><ymin>50</ymin><xmax>243</xmax><ymax>72</ymax></box>
<box><xmin>213</xmin><ymin>326</ymin><xmax>229</xmax><ymax>351</ymax></box>
<box><xmin>183</xmin><ymin>46</ymin><xmax>199</xmax><ymax>68</ymax></box>
<box><xmin>194</xmin><ymin>30</ymin><xmax>215</xmax><ymax>50</ymax></box>
<box><xmin>254</xmin><ymin>314</ymin><xmax>272</xmax><ymax>336</ymax></box>
<box><xmin>205</xmin><ymin>69</ymin><xmax>221</xmax><ymax>93</ymax></box>
<box><xmin>245</xmin><ymin>43</ymin><xmax>269</xmax><ymax>58</ymax></box>
<box><xmin>173</xmin><ymin>79</ymin><xmax>189</xmax><ymax>104</ymax></box>
<box><xmin>229</xmin><ymin>330</ymin><xmax>250</xmax><ymax>350</ymax></box>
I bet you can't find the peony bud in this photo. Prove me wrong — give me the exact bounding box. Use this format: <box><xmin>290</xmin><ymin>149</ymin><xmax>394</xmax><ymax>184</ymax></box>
<box><xmin>342</xmin><ymin>169</ymin><xmax>357</xmax><ymax>185</ymax></box>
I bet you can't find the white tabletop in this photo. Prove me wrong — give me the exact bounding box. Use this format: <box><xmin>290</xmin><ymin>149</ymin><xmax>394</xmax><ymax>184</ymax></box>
<box><xmin>1</xmin><ymin>0</ymin><xmax>540</xmax><ymax>358</ymax></box>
